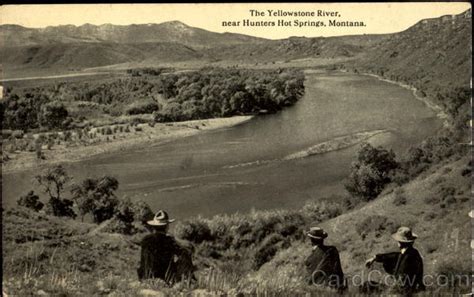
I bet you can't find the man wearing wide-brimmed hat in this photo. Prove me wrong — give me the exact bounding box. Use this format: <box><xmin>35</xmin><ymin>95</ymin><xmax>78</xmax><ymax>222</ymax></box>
<box><xmin>137</xmin><ymin>210</ymin><xmax>195</xmax><ymax>283</ymax></box>
<box><xmin>305</xmin><ymin>227</ymin><xmax>346</xmax><ymax>292</ymax></box>
<box><xmin>365</xmin><ymin>226</ymin><xmax>425</xmax><ymax>294</ymax></box>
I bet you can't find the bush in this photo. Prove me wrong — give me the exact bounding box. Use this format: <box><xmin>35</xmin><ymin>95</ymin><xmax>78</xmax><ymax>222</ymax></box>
<box><xmin>392</xmin><ymin>188</ymin><xmax>407</xmax><ymax>206</ymax></box>
<box><xmin>38</xmin><ymin>101</ymin><xmax>69</xmax><ymax>129</ymax></box>
<box><xmin>345</xmin><ymin>144</ymin><xmax>399</xmax><ymax>201</ymax></box>
<box><xmin>131</xmin><ymin>200</ymin><xmax>154</xmax><ymax>224</ymax></box>
<box><xmin>175</xmin><ymin>219</ymin><xmax>213</xmax><ymax>243</ymax></box>
<box><xmin>125</xmin><ymin>100</ymin><xmax>159</xmax><ymax>115</ymax></box>
<box><xmin>355</xmin><ymin>215</ymin><xmax>399</xmax><ymax>240</ymax></box>
<box><xmin>17</xmin><ymin>191</ymin><xmax>44</xmax><ymax>211</ymax></box>
<box><xmin>435</xmin><ymin>256</ymin><xmax>471</xmax><ymax>290</ymax></box>
<box><xmin>301</xmin><ymin>200</ymin><xmax>343</xmax><ymax>223</ymax></box>
<box><xmin>45</xmin><ymin>197</ymin><xmax>76</xmax><ymax>218</ymax></box>
<box><xmin>70</xmin><ymin>176</ymin><xmax>120</xmax><ymax>223</ymax></box>
<box><xmin>252</xmin><ymin>234</ymin><xmax>288</xmax><ymax>270</ymax></box>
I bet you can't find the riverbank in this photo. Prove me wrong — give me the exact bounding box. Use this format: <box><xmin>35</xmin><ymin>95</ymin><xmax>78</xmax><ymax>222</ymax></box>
<box><xmin>1</xmin><ymin>116</ymin><xmax>253</xmax><ymax>174</ymax></box>
<box><xmin>361</xmin><ymin>72</ymin><xmax>450</xmax><ymax>127</ymax></box>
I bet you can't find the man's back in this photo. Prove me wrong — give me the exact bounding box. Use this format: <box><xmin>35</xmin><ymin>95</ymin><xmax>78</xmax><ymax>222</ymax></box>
<box><xmin>374</xmin><ymin>247</ymin><xmax>424</xmax><ymax>293</ymax></box>
<box><xmin>305</xmin><ymin>245</ymin><xmax>345</xmax><ymax>289</ymax></box>
<box><xmin>138</xmin><ymin>232</ymin><xmax>182</xmax><ymax>281</ymax></box>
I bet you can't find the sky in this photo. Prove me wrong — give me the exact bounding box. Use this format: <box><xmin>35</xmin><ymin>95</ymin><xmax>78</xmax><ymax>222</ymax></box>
<box><xmin>0</xmin><ymin>3</ymin><xmax>471</xmax><ymax>39</ymax></box>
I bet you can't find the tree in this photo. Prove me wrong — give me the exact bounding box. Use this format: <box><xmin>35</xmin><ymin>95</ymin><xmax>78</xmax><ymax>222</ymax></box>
<box><xmin>70</xmin><ymin>178</ymin><xmax>97</xmax><ymax>221</ymax></box>
<box><xmin>38</xmin><ymin>101</ymin><xmax>69</xmax><ymax>129</ymax></box>
<box><xmin>115</xmin><ymin>197</ymin><xmax>135</xmax><ymax>228</ymax></box>
<box><xmin>17</xmin><ymin>191</ymin><xmax>44</xmax><ymax>211</ymax></box>
<box><xmin>36</xmin><ymin>165</ymin><xmax>71</xmax><ymax>200</ymax></box>
<box><xmin>132</xmin><ymin>200</ymin><xmax>154</xmax><ymax>224</ymax></box>
<box><xmin>345</xmin><ymin>143</ymin><xmax>399</xmax><ymax>201</ymax></box>
<box><xmin>70</xmin><ymin>176</ymin><xmax>120</xmax><ymax>223</ymax></box>
<box><xmin>35</xmin><ymin>165</ymin><xmax>76</xmax><ymax>218</ymax></box>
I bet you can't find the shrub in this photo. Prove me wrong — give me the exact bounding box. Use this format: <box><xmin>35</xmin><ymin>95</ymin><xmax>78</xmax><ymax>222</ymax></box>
<box><xmin>345</xmin><ymin>143</ymin><xmax>399</xmax><ymax>201</ymax></box>
<box><xmin>38</xmin><ymin>101</ymin><xmax>69</xmax><ymax>129</ymax></box>
<box><xmin>392</xmin><ymin>188</ymin><xmax>408</xmax><ymax>206</ymax></box>
<box><xmin>355</xmin><ymin>215</ymin><xmax>399</xmax><ymax>240</ymax></box>
<box><xmin>125</xmin><ymin>100</ymin><xmax>159</xmax><ymax>115</ymax></box>
<box><xmin>175</xmin><ymin>219</ymin><xmax>213</xmax><ymax>243</ymax></box>
<box><xmin>131</xmin><ymin>200</ymin><xmax>154</xmax><ymax>224</ymax></box>
<box><xmin>301</xmin><ymin>200</ymin><xmax>343</xmax><ymax>223</ymax></box>
<box><xmin>460</xmin><ymin>167</ymin><xmax>471</xmax><ymax>176</ymax></box>
<box><xmin>104</xmin><ymin>127</ymin><xmax>113</xmax><ymax>135</ymax></box>
<box><xmin>45</xmin><ymin>197</ymin><xmax>76</xmax><ymax>218</ymax></box>
<box><xmin>70</xmin><ymin>176</ymin><xmax>120</xmax><ymax>223</ymax></box>
<box><xmin>252</xmin><ymin>234</ymin><xmax>288</xmax><ymax>270</ymax></box>
<box><xmin>424</xmin><ymin>195</ymin><xmax>441</xmax><ymax>205</ymax></box>
<box><xmin>435</xmin><ymin>256</ymin><xmax>471</xmax><ymax>290</ymax></box>
<box><xmin>17</xmin><ymin>191</ymin><xmax>44</xmax><ymax>211</ymax></box>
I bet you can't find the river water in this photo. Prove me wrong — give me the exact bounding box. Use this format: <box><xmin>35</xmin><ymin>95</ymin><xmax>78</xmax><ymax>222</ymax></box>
<box><xmin>2</xmin><ymin>71</ymin><xmax>442</xmax><ymax>218</ymax></box>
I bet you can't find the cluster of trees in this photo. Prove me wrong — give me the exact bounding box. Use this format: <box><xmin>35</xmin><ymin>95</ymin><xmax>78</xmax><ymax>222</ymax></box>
<box><xmin>153</xmin><ymin>67</ymin><xmax>305</xmax><ymax>122</ymax></box>
<box><xmin>345</xmin><ymin>130</ymin><xmax>468</xmax><ymax>202</ymax></box>
<box><xmin>18</xmin><ymin>165</ymin><xmax>154</xmax><ymax>233</ymax></box>
<box><xmin>1</xmin><ymin>67</ymin><xmax>305</xmax><ymax>132</ymax></box>
<box><xmin>1</xmin><ymin>92</ymin><xmax>69</xmax><ymax>131</ymax></box>
<box><xmin>1</xmin><ymin>77</ymin><xmax>162</xmax><ymax>131</ymax></box>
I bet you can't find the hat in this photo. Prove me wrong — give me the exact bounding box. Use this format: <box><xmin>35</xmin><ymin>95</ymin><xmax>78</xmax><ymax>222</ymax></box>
<box><xmin>391</xmin><ymin>226</ymin><xmax>417</xmax><ymax>243</ymax></box>
<box><xmin>147</xmin><ymin>210</ymin><xmax>175</xmax><ymax>226</ymax></box>
<box><xmin>307</xmin><ymin>227</ymin><xmax>328</xmax><ymax>239</ymax></box>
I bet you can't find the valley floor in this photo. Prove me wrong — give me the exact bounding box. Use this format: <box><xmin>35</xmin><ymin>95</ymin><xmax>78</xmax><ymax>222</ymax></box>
<box><xmin>2</xmin><ymin>116</ymin><xmax>253</xmax><ymax>174</ymax></box>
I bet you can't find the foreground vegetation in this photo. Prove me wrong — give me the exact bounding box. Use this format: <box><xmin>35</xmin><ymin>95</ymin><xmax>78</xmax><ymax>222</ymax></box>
<box><xmin>3</xmin><ymin>124</ymin><xmax>470</xmax><ymax>295</ymax></box>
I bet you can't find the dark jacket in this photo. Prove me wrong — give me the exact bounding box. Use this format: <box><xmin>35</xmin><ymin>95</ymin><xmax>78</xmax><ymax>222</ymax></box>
<box><xmin>374</xmin><ymin>247</ymin><xmax>425</xmax><ymax>294</ymax></box>
<box><xmin>137</xmin><ymin>232</ymin><xmax>194</xmax><ymax>283</ymax></box>
<box><xmin>305</xmin><ymin>245</ymin><xmax>346</xmax><ymax>291</ymax></box>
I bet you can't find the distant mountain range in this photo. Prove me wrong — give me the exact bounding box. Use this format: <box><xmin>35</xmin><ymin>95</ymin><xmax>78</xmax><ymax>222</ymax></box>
<box><xmin>0</xmin><ymin>9</ymin><xmax>471</xmax><ymax>77</ymax></box>
<box><xmin>0</xmin><ymin>21</ymin><xmax>266</xmax><ymax>48</ymax></box>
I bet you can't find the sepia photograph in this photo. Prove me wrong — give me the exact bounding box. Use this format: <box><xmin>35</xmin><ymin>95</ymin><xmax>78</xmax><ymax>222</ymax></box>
<box><xmin>1</xmin><ymin>3</ymin><xmax>472</xmax><ymax>296</ymax></box>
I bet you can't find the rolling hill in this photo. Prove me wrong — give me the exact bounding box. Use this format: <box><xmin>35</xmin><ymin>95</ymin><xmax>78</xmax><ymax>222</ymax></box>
<box><xmin>1</xmin><ymin>10</ymin><xmax>472</xmax><ymax>78</ymax></box>
<box><xmin>0</xmin><ymin>21</ymin><xmax>266</xmax><ymax>48</ymax></box>
<box><xmin>0</xmin><ymin>20</ymin><xmax>387</xmax><ymax>76</ymax></box>
<box><xmin>349</xmin><ymin>9</ymin><xmax>472</xmax><ymax>96</ymax></box>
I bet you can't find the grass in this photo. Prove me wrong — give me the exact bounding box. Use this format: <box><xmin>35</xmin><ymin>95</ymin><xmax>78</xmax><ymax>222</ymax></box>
<box><xmin>2</xmin><ymin>153</ymin><xmax>470</xmax><ymax>296</ymax></box>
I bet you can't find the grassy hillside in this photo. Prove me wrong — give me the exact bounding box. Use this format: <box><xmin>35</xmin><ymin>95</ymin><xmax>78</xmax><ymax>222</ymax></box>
<box><xmin>3</xmin><ymin>152</ymin><xmax>470</xmax><ymax>296</ymax></box>
<box><xmin>345</xmin><ymin>9</ymin><xmax>471</xmax><ymax>128</ymax></box>
<box><xmin>0</xmin><ymin>42</ymin><xmax>204</xmax><ymax>75</ymax></box>
<box><xmin>258</xmin><ymin>154</ymin><xmax>471</xmax><ymax>294</ymax></box>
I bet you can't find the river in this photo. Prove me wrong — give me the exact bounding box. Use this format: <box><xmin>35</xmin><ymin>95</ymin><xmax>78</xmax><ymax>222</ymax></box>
<box><xmin>1</xmin><ymin>70</ymin><xmax>442</xmax><ymax>218</ymax></box>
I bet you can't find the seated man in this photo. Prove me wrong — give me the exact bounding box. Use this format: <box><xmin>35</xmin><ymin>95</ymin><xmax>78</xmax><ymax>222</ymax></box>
<box><xmin>365</xmin><ymin>226</ymin><xmax>425</xmax><ymax>295</ymax></box>
<box><xmin>137</xmin><ymin>210</ymin><xmax>195</xmax><ymax>284</ymax></box>
<box><xmin>305</xmin><ymin>227</ymin><xmax>346</xmax><ymax>292</ymax></box>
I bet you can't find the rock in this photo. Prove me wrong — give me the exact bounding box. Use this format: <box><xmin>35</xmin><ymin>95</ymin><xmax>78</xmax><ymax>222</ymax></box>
<box><xmin>36</xmin><ymin>290</ymin><xmax>48</xmax><ymax>296</ymax></box>
<box><xmin>138</xmin><ymin>289</ymin><xmax>166</xmax><ymax>297</ymax></box>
